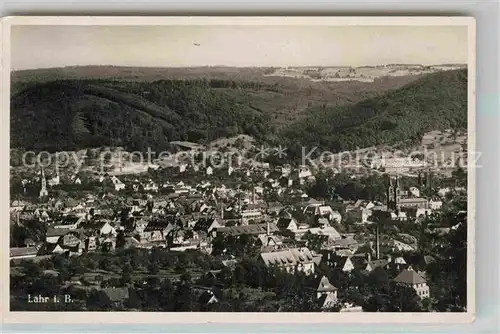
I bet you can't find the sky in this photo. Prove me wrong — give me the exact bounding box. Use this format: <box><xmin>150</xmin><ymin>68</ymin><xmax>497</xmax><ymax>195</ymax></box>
<box><xmin>11</xmin><ymin>25</ymin><xmax>469</xmax><ymax>70</ymax></box>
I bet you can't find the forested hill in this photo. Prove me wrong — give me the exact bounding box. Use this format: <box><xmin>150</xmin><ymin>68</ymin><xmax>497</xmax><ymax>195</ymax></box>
<box><xmin>10</xmin><ymin>69</ymin><xmax>467</xmax><ymax>154</ymax></box>
<box><xmin>11</xmin><ymin>79</ymin><xmax>276</xmax><ymax>152</ymax></box>
<box><xmin>279</xmin><ymin>69</ymin><xmax>468</xmax><ymax>155</ymax></box>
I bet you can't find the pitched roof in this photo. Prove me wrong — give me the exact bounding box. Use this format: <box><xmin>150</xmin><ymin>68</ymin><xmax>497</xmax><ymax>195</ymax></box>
<box><xmin>267</xmin><ymin>202</ymin><xmax>284</xmax><ymax>209</ymax></box>
<box><xmin>332</xmin><ymin>238</ymin><xmax>358</xmax><ymax>247</ymax></box>
<box><xmin>393</xmin><ymin>268</ymin><xmax>427</xmax><ymax>284</ymax></box>
<box><xmin>10</xmin><ymin>247</ymin><xmax>39</xmax><ymax>258</ymax></box>
<box><xmin>308</xmin><ymin>226</ymin><xmax>341</xmax><ymax>240</ymax></box>
<box><xmin>276</xmin><ymin>218</ymin><xmax>295</xmax><ymax>229</ymax></box>
<box><xmin>46</xmin><ymin>228</ymin><xmax>72</xmax><ymax>237</ymax></box>
<box><xmin>102</xmin><ymin>287</ymin><xmax>130</xmax><ymax>302</ymax></box>
<box><xmin>144</xmin><ymin>220</ymin><xmax>172</xmax><ymax>232</ymax></box>
<box><xmin>423</xmin><ymin>255</ymin><xmax>436</xmax><ymax>264</ymax></box>
<box><xmin>218</xmin><ymin>223</ymin><xmax>278</xmax><ymax>236</ymax></box>
<box><xmin>317</xmin><ymin>276</ymin><xmax>337</xmax><ymax>292</ymax></box>
<box><xmin>198</xmin><ymin>290</ymin><xmax>219</xmax><ymax>305</ymax></box>
<box><xmin>367</xmin><ymin>259</ymin><xmax>389</xmax><ymax>269</ymax></box>
<box><xmin>194</xmin><ymin>217</ymin><xmax>218</xmax><ymax>232</ymax></box>
<box><xmin>260</xmin><ymin>247</ymin><xmax>314</xmax><ymax>267</ymax></box>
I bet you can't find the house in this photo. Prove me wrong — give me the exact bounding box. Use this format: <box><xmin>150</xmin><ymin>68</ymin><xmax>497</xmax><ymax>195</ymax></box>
<box><xmin>397</xmin><ymin>198</ymin><xmax>430</xmax><ymax>210</ymax></box>
<box><xmin>276</xmin><ymin>217</ymin><xmax>298</xmax><ymax>233</ymax></box>
<box><xmin>102</xmin><ymin>287</ymin><xmax>130</xmax><ymax>308</ymax></box>
<box><xmin>423</xmin><ymin>255</ymin><xmax>436</xmax><ymax>265</ymax></box>
<box><xmin>330</xmin><ymin>237</ymin><xmax>360</xmax><ymax>252</ymax></box>
<box><xmin>85</xmin><ymin>236</ymin><xmax>98</xmax><ymax>252</ymax></box>
<box><xmin>198</xmin><ymin>289</ymin><xmax>220</xmax><ymax>306</ymax></box>
<box><xmin>277</xmin><ymin>165</ymin><xmax>291</xmax><ymax>177</ymax></box>
<box><xmin>308</xmin><ymin>226</ymin><xmax>342</xmax><ymax>241</ymax></box>
<box><xmin>346</xmin><ymin>207</ymin><xmax>373</xmax><ymax>224</ymax></box>
<box><xmin>53</xmin><ymin>216</ymin><xmax>85</xmax><ymax>230</ymax></box>
<box><xmin>316</xmin><ymin>276</ymin><xmax>338</xmax><ymax>309</ymax></box>
<box><xmin>60</xmin><ymin>232</ymin><xmax>82</xmax><ymax>248</ymax></box>
<box><xmin>339</xmin><ymin>303</ymin><xmax>363</xmax><ymax>312</ymax></box>
<box><xmin>83</xmin><ymin>221</ymin><xmax>116</xmax><ymax>236</ymax></box>
<box><xmin>10</xmin><ymin>246</ymin><xmax>40</xmax><ymax>260</ymax></box>
<box><xmin>110</xmin><ymin>176</ymin><xmax>126</xmax><ymax>191</ymax></box>
<box><xmin>408</xmin><ymin>187</ymin><xmax>421</xmax><ymax>197</ymax></box>
<box><xmin>259</xmin><ymin>247</ymin><xmax>315</xmax><ymax>275</ymax></box>
<box><xmin>341</xmin><ymin>257</ymin><xmax>355</xmax><ymax>272</ymax></box>
<box><xmin>46</xmin><ymin>228</ymin><xmax>71</xmax><ymax>244</ymax></box>
<box><xmin>257</xmin><ymin>234</ymin><xmax>283</xmax><ymax>251</ymax></box>
<box><xmin>299</xmin><ymin>198</ymin><xmax>323</xmax><ymax>211</ymax></box>
<box><xmin>429</xmin><ymin>200</ymin><xmax>443</xmax><ymax>210</ymax></box>
<box><xmin>69</xmin><ymin>204</ymin><xmax>87</xmax><ymax>218</ymax></box>
<box><xmin>143</xmin><ymin>219</ymin><xmax>176</xmax><ymax>240</ymax></box>
<box><xmin>166</xmin><ymin>228</ymin><xmax>186</xmax><ymax>245</ymax></box>
<box><xmin>304</xmin><ymin>205</ymin><xmax>342</xmax><ymax>223</ymax></box>
<box><xmin>393</xmin><ymin>267</ymin><xmax>430</xmax><ymax>299</ymax></box>
<box><xmin>393</xmin><ymin>256</ymin><xmax>407</xmax><ymax>270</ymax></box>
<box><xmin>98</xmin><ymin>221</ymin><xmax>116</xmax><ymax>236</ymax></box>
<box><xmin>241</xmin><ymin>204</ymin><xmax>263</xmax><ymax>220</ymax></box>
<box><xmin>365</xmin><ymin>258</ymin><xmax>389</xmax><ymax>273</ymax></box>
<box><xmin>317</xmin><ymin>217</ymin><xmax>330</xmax><ymax>227</ymax></box>
<box><xmin>144</xmin><ymin>181</ymin><xmax>159</xmax><ymax>193</ymax></box>
<box><xmin>298</xmin><ymin>165</ymin><xmax>312</xmax><ymax>179</ymax></box>
<box><xmin>47</xmin><ymin>243</ymin><xmax>66</xmax><ymax>255</ymax></box>
<box><xmin>194</xmin><ymin>217</ymin><xmax>222</xmax><ymax>234</ymax></box>
<box><xmin>11</xmin><ymin>200</ymin><xmax>27</xmax><ymax>212</ymax></box>
<box><xmin>390</xmin><ymin>211</ymin><xmax>408</xmax><ymax>221</ymax></box>
<box><xmin>389</xmin><ymin>240</ymin><xmax>415</xmax><ymax>252</ymax></box>
<box><xmin>216</xmin><ymin>222</ymin><xmax>278</xmax><ymax>237</ymax></box>
<box><xmin>266</xmin><ymin>202</ymin><xmax>284</xmax><ymax>216</ymax></box>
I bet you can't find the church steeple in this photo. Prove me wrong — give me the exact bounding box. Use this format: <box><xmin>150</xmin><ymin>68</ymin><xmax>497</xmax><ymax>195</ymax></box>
<box><xmin>39</xmin><ymin>167</ymin><xmax>48</xmax><ymax>198</ymax></box>
<box><xmin>386</xmin><ymin>173</ymin><xmax>401</xmax><ymax>211</ymax></box>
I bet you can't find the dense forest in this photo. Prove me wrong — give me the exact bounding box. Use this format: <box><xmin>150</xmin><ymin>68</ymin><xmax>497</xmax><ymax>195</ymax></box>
<box><xmin>11</xmin><ymin>79</ymin><xmax>275</xmax><ymax>152</ymax></box>
<box><xmin>10</xmin><ymin>69</ymin><xmax>467</xmax><ymax>155</ymax></box>
<box><xmin>280</xmin><ymin>69</ymin><xmax>468</xmax><ymax>157</ymax></box>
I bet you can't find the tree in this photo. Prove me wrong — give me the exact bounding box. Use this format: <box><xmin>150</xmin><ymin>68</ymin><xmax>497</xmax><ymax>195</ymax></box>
<box><xmin>124</xmin><ymin>288</ymin><xmax>142</xmax><ymax>309</ymax></box>
<box><xmin>148</xmin><ymin>262</ymin><xmax>159</xmax><ymax>276</ymax></box>
<box><xmin>120</xmin><ymin>264</ymin><xmax>133</xmax><ymax>286</ymax></box>
<box><xmin>115</xmin><ymin>230</ymin><xmax>126</xmax><ymax>249</ymax></box>
<box><xmin>173</xmin><ymin>283</ymin><xmax>195</xmax><ymax>311</ymax></box>
<box><xmin>87</xmin><ymin>289</ymin><xmax>112</xmax><ymax>311</ymax></box>
<box><xmin>389</xmin><ymin>283</ymin><xmax>421</xmax><ymax>312</ymax></box>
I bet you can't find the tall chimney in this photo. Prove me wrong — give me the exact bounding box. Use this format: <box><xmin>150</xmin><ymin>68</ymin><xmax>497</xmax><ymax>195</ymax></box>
<box><xmin>376</xmin><ymin>225</ymin><xmax>380</xmax><ymax>260</ymax></box>
<box><xmin>367</xmin><ymin>252</ymin><xmax>371</xmax><ymax>263</ymax></box>
<box><xmin>220</xmin><ymin>203</ymin><xmax>224</xmax><ymax>220</ymax></box>
<box><xmin>267</xmin><ymin>221</ymin><xmax>270</xmax><ymax>236</ymax></box>
<box><xmin>253</xmin><ymin>188</ymin><xmax>256</xmax><ymax>204</ymax></box>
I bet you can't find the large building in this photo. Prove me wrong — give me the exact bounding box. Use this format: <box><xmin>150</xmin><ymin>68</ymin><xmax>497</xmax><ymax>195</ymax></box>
<box><xmin>393</xmin><ymin>267</ymin><xmax>430</xmax><ymax>299</ymax></box>
<box><xmin>386</xmin><ymin>175</ymin><xmax>430</xmax><ymax>211</ymax></box>
<box><xmin>259</xmin><ymin>247</ymin><xmax>315</xmax><ymax>275</ymax></box>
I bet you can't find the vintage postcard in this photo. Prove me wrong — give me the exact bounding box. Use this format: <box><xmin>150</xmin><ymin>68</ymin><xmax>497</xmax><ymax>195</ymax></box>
<box><xmin>1</xmin><ymin>16</ymin><xmax>475</xmax><ymax>324</ymax></box>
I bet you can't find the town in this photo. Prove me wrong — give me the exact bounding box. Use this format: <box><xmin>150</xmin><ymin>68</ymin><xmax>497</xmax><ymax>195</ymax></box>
<box><xmin>9</xmin><ymin>146</ymin><xmax>468</xmax><ymax>312</ymax></box>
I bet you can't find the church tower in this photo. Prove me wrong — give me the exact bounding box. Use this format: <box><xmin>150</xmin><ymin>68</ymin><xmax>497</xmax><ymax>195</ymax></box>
<box><xmin>39</xmin><ymin>168</ymin><xmax>48</xmax><ymax>198</ymax></box>
<box><xmin>386</xmin><ymin>174</ymin><xmax>401</xmax><ymax>211</ymax></box>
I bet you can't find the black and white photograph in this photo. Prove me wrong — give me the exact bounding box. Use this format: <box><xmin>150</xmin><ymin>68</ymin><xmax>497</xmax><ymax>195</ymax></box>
<box><xmin>3</xmin><ymin>17</ymin><xmax>475</xmax><ymax>322</ymax></box>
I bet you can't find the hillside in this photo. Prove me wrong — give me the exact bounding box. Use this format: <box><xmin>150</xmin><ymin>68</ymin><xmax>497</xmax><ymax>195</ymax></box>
<box><xmin>10</xmin><ymin>67</ymin><xmax>467</xmax><ymax>154</ymax></box>
<box><xmin>279</xmin><ymin>69</ymin><xmax>468</xmax><ymax>157</ymax></box>
<box><xmin>11</xmin><ymin>79</ymin><xmax>276</xmax><ymax>152</ymax></box>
